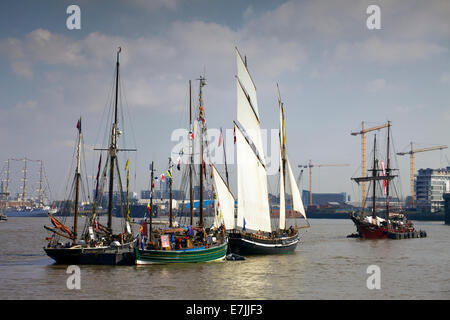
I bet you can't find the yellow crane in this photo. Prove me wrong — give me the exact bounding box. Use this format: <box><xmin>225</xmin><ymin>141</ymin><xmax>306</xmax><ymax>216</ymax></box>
<box><xmin>351</xmin><ymin>121</ymin><xmax>391</xmax><ymax>208</ymax></box>
<box><xmin>396</xmin><ymin>142</ymin><xmax>448</xmax><ymax>208</ymax></box>
<box><xmin>298</xmin><ymin>161</ymin><xmax>350</xmax><ymax>206</ymax></box>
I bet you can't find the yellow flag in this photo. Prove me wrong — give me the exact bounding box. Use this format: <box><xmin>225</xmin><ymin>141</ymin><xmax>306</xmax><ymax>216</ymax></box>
<box><xmin>125</xmin><ymin>158</ymin><xmax>130</xmax><ymax>171</ymax></box>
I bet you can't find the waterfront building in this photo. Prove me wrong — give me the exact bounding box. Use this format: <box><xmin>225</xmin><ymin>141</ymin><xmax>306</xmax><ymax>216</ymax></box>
<box><xmin>415</xmin><ymin>167</ymin><xmax>450</xmax><ymax>212</ymax></box>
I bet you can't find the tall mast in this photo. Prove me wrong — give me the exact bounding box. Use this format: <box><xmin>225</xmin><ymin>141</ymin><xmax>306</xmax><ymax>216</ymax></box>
<box><xmin>385</xmin><ymin>121</ymin><xmax>391</xmax><ymax>221</ymax></box>
<box><xmin>372</xmin><ymin>134</ymin><xmax>377</xmax><ymax>219</ymax></box>
<box><xmin>149</xmin><ymin>161</ymin><xmax>154</xmax><ymax>240</ymax></box>
<box><xmin>73</xmin><ymin>118</ymin><xmax>82</xmax><ymax>242</ymax></box>
<box><xmin>5</xmin><ymin>159</ymin><xmax>10</xmax><ymax>201</ymax></box>
<box><xmin>278</xmin><ymin>84</ymin><xmax>288</xmax><ymax>229</ymax></box>
<box><xmin>22</xmin><ymin>158</ymin><xmax>27</xmax><ymax>203</ymax></box>
<box><xmin>169</xmin><ymin>158</ymin><xmax>173</xmax><ymax>228</ymax></box>
<box><xmin>198</xmin><ymin>75</ymin><xmax>206</xmax><ymax>227</ymax></box>
<box><xmin>38</xmin><ymin>160</ymin><xmax>43</xmax><ymax>206</ymax></box>
<box><xmin>189</xmin><ymin>80</ymin><xmax>194</xmax><ymax>225</ymax></box>
<box><xmin>107</xmin><ymin>47</ymin><xmax>121</xmax><ymax>232</ymax></box>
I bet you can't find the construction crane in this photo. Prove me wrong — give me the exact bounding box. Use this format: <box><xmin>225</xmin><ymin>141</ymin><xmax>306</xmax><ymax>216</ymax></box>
<box><xmin>396</xmin><ymin>142</ymin><xmax>448</xmax><ymax>208</ymax></box>
<box><xmin>351</xmin><ymin>121</ymin><xmax>391</xmax><ymax>208</ymax></box>
<box><xmin>298</xmin><ymin>161</ymin><xmax>350</xmax><ymax>206</ymax></box>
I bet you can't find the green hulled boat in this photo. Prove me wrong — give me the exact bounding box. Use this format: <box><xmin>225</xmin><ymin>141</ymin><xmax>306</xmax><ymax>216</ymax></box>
<box><xmin>136</xmin><ymin>239</ymin><xmax>228</xmax><ymax>264</ymax></box>
<box><xmin>135</xmin><ymin>77</ymin><xmax>231</xmax><ymax>265</ymax></box>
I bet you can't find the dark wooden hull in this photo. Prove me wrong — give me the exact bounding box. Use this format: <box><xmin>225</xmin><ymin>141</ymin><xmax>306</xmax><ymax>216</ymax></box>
<box><xmin>227</xmin><ymin>231</ymin><xmax>299</xmax><ymax>255</ymax></box>
<box><xmin>44</xmin><ymin>246</ymin><xmax>135</xmax><ymax>265</ymax></box>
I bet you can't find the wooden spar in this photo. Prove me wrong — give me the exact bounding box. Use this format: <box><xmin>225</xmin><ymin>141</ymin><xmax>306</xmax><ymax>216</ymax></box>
<box><xmin>372</xmin><ymin>134</ymin><xmax>377</xmax><ymax>220</ymax></box>
<box><xmin>189</xmin><ymin>80</ymin><xmax>194</xmax><ymax>226</ymax></box>
<box><xmin>385</xmin><ymin>121</ymin><xmax>391</xmax><ymax>221</ymax></box>
<box><xmin>149</xmin><ymin>161</ymin><xmax>154</xmax><ymax>240</ymax></box>
<box><xmin>169</xmin><ymin>158</ymin><xmax>173</xmax><ymax>228</ymax></box>
<box><xmin>198</xmin><ymin>76</ymin><xmax>205</xmax><ymax>228</ymax></box>
<box><xmin>44</xmin><ymin>226</ymin><xmax>74</xmax><ymax>240</ymax></box>
<box><xmin>73</xmin><ymin>118</ymin><xmax>82</xmax><ymax>242</ymax></box>
<box><xmin>107</xmin><ymin>48</ymin><xmax>120</xmax><ymax>232</ymax></box>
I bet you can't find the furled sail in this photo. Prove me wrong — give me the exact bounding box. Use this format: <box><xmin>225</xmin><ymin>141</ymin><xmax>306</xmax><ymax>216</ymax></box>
<box><xmin>211</xmin><ymin>164</ymin><xmax>236</xmax><ymax>230</ymax></box>
<box><xmin>235</xmin><ymin>123</ymin><xmax>272</xmax><ymax>232</ymax></box>
<box><xmin>279</xmin><ymin>150</ymin><xmax>286</xmax><ymax>230</ymax></box>
<box><xmin>278</xmin><ymin>92</ymin><xmax>286</xmax><ymax>230</ymax></box>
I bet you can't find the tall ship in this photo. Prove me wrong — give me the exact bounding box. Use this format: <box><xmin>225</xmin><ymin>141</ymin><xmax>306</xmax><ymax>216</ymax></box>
<box><xmin>0</xmin><ymin>158</ymin><xmax>52</xmax><ymax>217</ymax></box>
<box><xmin>44</xmin><ymin>48</ymin><xmax>137</xmax><ymax>265</ymax></box>
<box><xmin>227</xmin><ymin>48</ymin><xmax>309</xmax><ymax>255</ymax></box>
<box><xmin>350</xmin><ymin>122</ymin><xmax>427</xmax><ymax>240</ymax></box>
<box><xmin>135</xmin><ymin>77</ymin><xmax>228</xmax><ymax>264</ymax></box>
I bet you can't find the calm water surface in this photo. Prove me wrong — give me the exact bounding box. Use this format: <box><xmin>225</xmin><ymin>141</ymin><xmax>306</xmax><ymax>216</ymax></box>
<box><xmin>0</xmin><ymin>217</ymin><xmax>448</xmax><ymax>299</ymax></box>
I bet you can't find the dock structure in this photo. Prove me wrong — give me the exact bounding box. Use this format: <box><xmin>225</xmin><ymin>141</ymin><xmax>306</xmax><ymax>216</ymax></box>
<box><xmin>444</xmin><ymin>193</ymin><xmax>450</xmax><ymax>225</ymax></box>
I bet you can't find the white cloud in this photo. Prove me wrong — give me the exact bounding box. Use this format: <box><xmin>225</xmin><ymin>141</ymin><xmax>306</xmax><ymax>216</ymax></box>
<box><xmin>440</xmin><ymin>72</ymin><xmax>450</xmax><ymax>83</ymax></box>
<box><xmin>334</xmin><ymin>36</ymin><xmax>447</xmax><ymax>64</ymax></box>
<box><xmin>366</xmin><ymin>79</ymin><xmax>387</xmax><ymax>92</ymax></box>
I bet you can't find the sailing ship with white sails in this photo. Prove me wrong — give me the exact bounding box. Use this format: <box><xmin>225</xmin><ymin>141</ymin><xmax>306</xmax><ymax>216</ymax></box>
<box><xmin>227</xmin><ymin>47</ymin><xmax>309</xmax><ymax>255</ymax></box>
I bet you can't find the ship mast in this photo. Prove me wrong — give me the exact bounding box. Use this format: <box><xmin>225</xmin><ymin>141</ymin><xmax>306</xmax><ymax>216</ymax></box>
<box><xmin>149</xmin><ymin>161</ymin><xmax>154</xmax><ymax>240</ymax></box>
<box><xmin>107</xmin><ymin>48</ymin><xmax>121</xmax><ymax>232</ymax></box>
<box><xmin>22</xmin><ymin>158</ymin><xmax>27</xmax><ymax>203</ymax></box>
<box><xmin>372</xmin><ymin>135</ymin><xmax>377</xmax><ymax>220</ymax></box>
<box><xmin>198</xmin><ymin>75</ymin><xmax>206</xmax><ymax>228</ymax></box>
<box><xmin>189</xmin><ymin>80</ymin><xmax>194</xmax><ymax>226</ymax></box>
<box><xmin>73</xmin><ymin>118</ymin><xmax>82</xmax><ymax>242</ymax></box>
<box><xmin>385</xmin><ymin>121</ymin><xmax>391</xmax><ymax>221</ymax></box>
<box><xmin>169</xmin><ymin>158</ymin><xmax>173</xmax><ymax>228</ymax></box>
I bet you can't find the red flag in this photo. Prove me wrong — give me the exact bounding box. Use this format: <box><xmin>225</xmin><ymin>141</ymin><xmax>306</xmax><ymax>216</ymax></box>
<box><xmin>381</xmin><ymin>160</ymin><xmax>387</xmax><ymax>195</ymax></box>
<box><xmin>218</xmin><ymin>130</ymin><xmax>223</xmax><ymax>147</ymax></box>
<box><xmin>161</xmin><ymin>174</ymin><xmax>165</xmax><ymax>182</ymax></box>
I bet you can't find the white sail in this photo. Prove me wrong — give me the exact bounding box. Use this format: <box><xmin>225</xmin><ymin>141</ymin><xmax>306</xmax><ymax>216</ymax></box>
<box><xmin>211</xmin><ymin>164</ymin><xmax>235</xmax><ymax>230</ymax></box>
<box><xmin>236</xmin><ymin>50</ymin><xmax>265</xmax><ymax>165</ymax></box>
<box><xmin>236</xmin><ymin>47</ymin><xmax>259</xmax><ymax>117</ymax></box>
<box><xmin>286</xmin><ymin>155</ymin><xmax>307</xmax><ymax>219</ymax></box>
<box><xmin>235</xmin><ymin>124</ymin><xmax>272</xmax><ymax>232</ymax></box>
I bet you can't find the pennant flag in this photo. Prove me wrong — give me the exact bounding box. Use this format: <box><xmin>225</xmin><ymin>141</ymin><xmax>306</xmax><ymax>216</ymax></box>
<box><xmin>76</xmin><ymin>118</ymin><xmax>81</xmax><ymax>133</ymax></box>
<box><xmin>234</xmin><ymin>126</ymin><xmax>236</xmax><ymax>144</ymax></box>
<box><xmin>243</xmin><ymin>218</ymin><xmax>246</xmax><ymax>231</ymax></box>
<box><xmin>125</xmin><ymin>158</ymin><xmax>130</xmax><ymax>171</ymax></box>
<box><xmin>177</xmin><ymin>157</ymin><xmax>181</xmax><ymax>171</ymax></box>
<box><xmin>161</xmin><ymin>174</ymin><xmax>165</xmax><ymax>182</ymax></box>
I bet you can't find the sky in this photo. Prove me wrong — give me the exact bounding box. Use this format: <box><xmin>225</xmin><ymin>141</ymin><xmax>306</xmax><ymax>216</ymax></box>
<box><xmin>0</xmin><ymin>0</ymin><xmax>449</xmax><ymax>204</ymax></box>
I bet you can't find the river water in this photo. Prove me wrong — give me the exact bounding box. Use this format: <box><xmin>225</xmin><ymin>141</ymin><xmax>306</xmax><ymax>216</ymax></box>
<box><xmin>0</xmin><ymin>217</ymin><xmax>448</xmax><ymax>300</ymax></box>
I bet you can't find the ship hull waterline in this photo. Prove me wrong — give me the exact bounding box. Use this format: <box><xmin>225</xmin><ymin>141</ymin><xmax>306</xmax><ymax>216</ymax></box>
<box><xmin>227</xmin><ymin>231</ymin><xmax>300</xmax><ymax>255</ymax></box>
<box><xmin>350</xmin><ymin>215</ymin><xmax>427</xmax><ymax>240</ymax></box>
<box><xmin>44</xmin><ymin>245</ymin><xmax>135</xmax><ymax>265</ymax></box>
<box><xmin>136</xmin><ymin>241</ymin><xmax>228</xmax><ymax>265</ymax></box>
